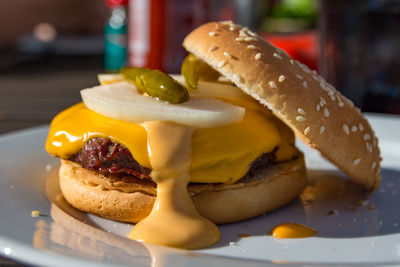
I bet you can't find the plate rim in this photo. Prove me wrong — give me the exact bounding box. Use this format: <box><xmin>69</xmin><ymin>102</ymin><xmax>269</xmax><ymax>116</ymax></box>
<box><xmin>1</xmin><ymin>113</ymin><xmax>400</xmax><ymax>266</ymax></box>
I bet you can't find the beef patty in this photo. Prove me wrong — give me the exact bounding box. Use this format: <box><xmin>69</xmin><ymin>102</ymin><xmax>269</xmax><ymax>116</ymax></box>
<box><xmin>69</xmin><ymin>137</ymin><xmax>276</xmax><ymax>182</ymax></box>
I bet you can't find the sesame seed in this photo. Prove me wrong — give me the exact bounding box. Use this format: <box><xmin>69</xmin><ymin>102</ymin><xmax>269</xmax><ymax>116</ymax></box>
<box><xmin>351</xmin><ymin>125</ymin><xmax>358</xmax><ymax>132</ymax></box>
<box><xmin>363</xmin><ymin>133</ymin><xmax>371</xmax><ymax>140</ymax></box>
<box><xmin>330</xmin><ymin>95</ymin><xmax>336</xmax><ymax>101</ymax></box>
<box><xmin>248</xmin><ymin>31</ymin><xmax>257</xmax><ymax>37</ymax></box>
<box><xmin>299</xmin><ymin>62</ymin><xmax>308</xmax><ymax>70</ymax></box>
<box><xmin>366</xmin><ymin>142</ymin><xmax>372</xmax><ymax>152</ymax></box>
<box><xmin>347</xmin><ymin>99</ymin><xmax>355</xmax><ymax>107</ymax></box>
<box><xmin>255</xmin><ymin>53</ymin><xmax>262</xmax><ymax>60</ymax></box>
<box><xmin>247</xmin><ymin>45</ymin><xmax>256</xmax><ymax>49</ymax></box>
<box><xmin>239</xmin><ymin>31</ymin><xmax>248</xmax><ymax>37</ymax></box>
<box><xmin>297</xmin><ymin>108</ymin><xmax>305</xmax><ymax>115</ymax></box>
<box><xmin>371</xmin><ymin>162</ymin><xmax>377</xmax><ymax>170</ymax></box>
<box><xmin>312</xmin><ymin>70</ymin><xmax>317</xmax><ymax>75</ymax></box>
<box><xmin>352</xmin><ymin>158</ymin><xmax>361</xmax><ymax>165</ymax></box>
<box><xmin>273</xmin><ymin>53</ymin><xmax>283</xmax><ymax>60</ymax></box>
<box><xmin>209</xmin><ymin>45</ymin><xmax>217</xmax><ymax>52</ymax></box>
<box><xmin>343</xmin><ymin>124</ymin><xmax>350</xmax><ymax>135</ymax></box>
<box><xmin>290</xmin><ymin>59</ymin><xmax>295</xmax><ymax>65</ymax></box>
<box><xmin>320</xmin><ymin>97</ymin><xmax>326</xmax><ymax>105</ymax></box>
<box><xmin>221</xmin><ymin>20</ymin><xmax>234</xmax><ymax>25</ymax></box>
<box><xmin>320</xmin><ymin>125</ymin><xmax>326</xmax><ymax>134</ymax></box>
<box><xmin>301</xmin><ymin>65</ymin><xmax>311</xmax><ymax>73</ymax></box>
<box><xmin>303</xmin><ymin>81</ymin><xmax>308</xmax><ymax>88</ymax></box>
<box><xmin>296</xmin><ymin>116</ymin><xmax>306</xmax><ymax>122</ymax></box>
<box><xmin>320</xmin><ymin>81</ymin><xmax>327</xmax><ymax>90</ymax></box>
<box><xmin>209</xmin><ymin>31</ymin><xmax>217</xmax><ymax>36</ymax></box>
<box><xmin>338</xmin><ymin>102</ymin><xmax>344</xmax><ymax>107</ymax></box>
<box><xmin>223</xmin><ymin>52</ymin><xmax>233</xmax><ymax>58</ymax></box>
<box><xmin>373</xmin><ymin>137</ymin><xmax>377</xmax><ymax>147</ymax></box>
<box><xmin>233</xmin><ymin>74</ymin><xmax>241</xmax><ymax>81</ymax></box>
<box><xmin>245</xmin><ymin>37</ymin><xmax>256</xmax><ymax>42</ymax></box>
<box><xmin>316</xmin><ymin>104</ymin><xmax>321</xmax><ymax>111</ymax></box>
<box><xmin>359</xmin><ymin>124</ymin><xmax>364</xmax><ymax>131</ymax></box>
<box><xmin>304</xmin><ymin>126</ymin><xmax>310</xmax><ymax>135</ymax></box>
<box><xmin>279</xmin><ymin>75</ymin><xmax>285</xmax><ymax>82</ymax></box>
<box><xmin>221</xmin><ymin>21</ymin><xmax>229</xmax><ymax>25</ymax></box>
<box><xmin>324</xmin><ymin>108</ymin><xmax>330</xmax><ymax>117</ymax></box>
<box><xmin>296</xmin><ymin>61</ymin><xmax>305</xmax><ymax>69</ymax></box>
<box><xmin>268</xmin><ymin>81</ymin><xmax>277</xmax><ymax>88</ymax></box>
<box><xmin>229</xmin><ymin>26</ymin><xmax>235</xmax><ymax>31</ymax></box>
<box><xmin>235</xmin><ymin>37</ymin><xmax>245</xmax><ymax>41</ymax></box>
<box><xmin>296</xmin><ymin>74</ymin><xmax>303</xmax><ymax>80</ymax></box>
<box><xmin>218</xmin><ymin>61</ymin><xmax>226</xmax><ymax>68</ymax></box>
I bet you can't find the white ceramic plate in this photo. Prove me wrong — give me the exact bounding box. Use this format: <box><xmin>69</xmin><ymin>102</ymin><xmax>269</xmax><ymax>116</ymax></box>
<box><xmin>0</xmin><ymin>114</ymin><xmax>399</xmax><ymax>267</ymax></box>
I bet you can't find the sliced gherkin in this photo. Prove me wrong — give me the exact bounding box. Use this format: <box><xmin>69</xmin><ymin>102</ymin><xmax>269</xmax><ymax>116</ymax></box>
<box><xmin>120</xmin><ymin>67</ymin><xmax>189</xmax><ymax>104</ymax></box>
<box><xmin>181</xmin><ymin>54</ymin><xmax>220</xmax><ymax>90</ymax></box>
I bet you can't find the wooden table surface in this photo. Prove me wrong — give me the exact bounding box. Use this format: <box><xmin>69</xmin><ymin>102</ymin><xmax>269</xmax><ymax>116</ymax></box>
<box><xmin>0</xmin><ymin>54</ymin><xmax>102</xmax><ymax>265</ymax></box>
<box><xmin>0</xmin><ymin>61</ymin><xmax>101</xmax><ymax>134</ymax></box>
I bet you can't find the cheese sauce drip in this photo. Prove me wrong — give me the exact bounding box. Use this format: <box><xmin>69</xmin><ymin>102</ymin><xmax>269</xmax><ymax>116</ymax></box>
<box><xmin>129</xmin><ymin>121</ymin><xmax>220</xmax><ymax>249</ymax></box>
<box><xmin>270</xmin><ymin>223</ymin><xmax>317</xmax><ymax>238</ymax></box>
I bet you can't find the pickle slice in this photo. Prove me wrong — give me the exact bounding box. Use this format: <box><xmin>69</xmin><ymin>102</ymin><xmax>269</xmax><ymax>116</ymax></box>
<box><xmin>120</xmin><ymin>67</ymin><xmax>150</xmax><ymax>83</ymax></box>
<box><xmin>120</xmin><ymin>67</ymin><xmax>189</xmax><ymax>104</ymax></box>
<box><xmin>181</xmin><ymin>54</ymin><xmax>219</xmax><ymax>90</ymax></box>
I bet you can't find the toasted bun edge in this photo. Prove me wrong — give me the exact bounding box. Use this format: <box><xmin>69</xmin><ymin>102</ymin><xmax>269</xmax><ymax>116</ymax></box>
<box><xmin>59</xmin><ymin>157</ymin><xmax>306</xmax><ymax>224</ymax></box>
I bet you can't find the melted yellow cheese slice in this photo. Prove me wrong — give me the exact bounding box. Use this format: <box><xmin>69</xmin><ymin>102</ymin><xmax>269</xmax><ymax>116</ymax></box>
<box><xmin>46</xmin><ymin>103</ymin><xmax>297</xmax><ymax>184</ymax></box>
<box><xmin>191</xmin><ymin>110</ymin><xmax>279</xmax><ymax>183</ymax></box>
<box><xmin>46</xmin><ymin>103</ymin><xmax>150</xmax><ymax>167</ymax></box>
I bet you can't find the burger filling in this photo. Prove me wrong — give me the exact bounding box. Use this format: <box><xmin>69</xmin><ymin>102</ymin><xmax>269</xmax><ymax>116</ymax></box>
<box><xmin>46</xmin><ymin>102</ymin><xmax>298</xmax><ymax>185</ymax></box>
<box><xmin>69</xmin><ymin>137</ymin><xmax>152</xmax><ymax>180</ymax></box>
<box><xmin>68</xmin><ymin>137</ymin><xmax>277</xmax><ymax>184</ymax></box>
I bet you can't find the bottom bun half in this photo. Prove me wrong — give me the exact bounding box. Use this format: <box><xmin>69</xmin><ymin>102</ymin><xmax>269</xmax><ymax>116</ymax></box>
<box><xmin>59</xmin><ymin>155</ymin><xmax>306</xmax><ymax>224</ymax></box>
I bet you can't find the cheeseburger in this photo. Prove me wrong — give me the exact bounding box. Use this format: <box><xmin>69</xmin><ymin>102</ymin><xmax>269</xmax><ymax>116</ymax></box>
<box><xmin>45</xmin><ymin>21</ymin><xmax>381</xmax><ymax>249</ymax></box>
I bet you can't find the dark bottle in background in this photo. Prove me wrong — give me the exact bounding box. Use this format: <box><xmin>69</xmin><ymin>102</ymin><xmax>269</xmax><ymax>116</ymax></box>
<box><xmin>104</xmin><ymin>0</ymin><xmax>128</xmax><ymax>72</ymax></box>
<box><xmin>319</xmin><ymin>0</ymin><xmax>400</xmax><ymax>114</ymax></box>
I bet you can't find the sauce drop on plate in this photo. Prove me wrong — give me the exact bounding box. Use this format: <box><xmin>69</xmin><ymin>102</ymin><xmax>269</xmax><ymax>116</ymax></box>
<box><xmin>270</xmin><ymin>223</ymin><xmax>316</xmax><ymax>238</ymax></box>
<box><xmin>129</xmin><ymin>121</ymin><xmax>220</xmax><ymax>249</ymax></box>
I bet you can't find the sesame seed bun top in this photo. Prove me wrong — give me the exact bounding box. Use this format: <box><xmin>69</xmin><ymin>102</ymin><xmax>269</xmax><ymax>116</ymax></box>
<box><xmin>183</xmin><ymin>21</ymin><xmax>381</xmax><ymax>190</ymax></box>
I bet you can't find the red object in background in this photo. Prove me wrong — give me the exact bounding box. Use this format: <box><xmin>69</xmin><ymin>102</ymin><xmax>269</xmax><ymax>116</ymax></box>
<box><xmin>129</xmin><ymin>0</ymin><xmax>165</xmax><ymax>70</ymax></box>
<box><xmin>263</xmin><ymin>31</ymin><xmax>318</xmax><ymax>71</ymax></box>
<box><xmin>106</xmin><ymin>0</ymin><xmax>128</xmax><ymax>7</ymax></box>
<box><xmin>128</xmin><ymin>0</ymin><xmax>207</xmax><ymax>73</ymax></box>
<box><xmin>128</xmin><ymin>0</ymin><xmax>165</xmax><ymax>70</ymax></box>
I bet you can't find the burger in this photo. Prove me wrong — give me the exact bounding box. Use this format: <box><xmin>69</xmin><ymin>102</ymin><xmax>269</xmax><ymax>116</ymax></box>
<box><xmin>45</xmin><ymin>21</ymin><xmax>381</xmax><ymax>249</ymax></box>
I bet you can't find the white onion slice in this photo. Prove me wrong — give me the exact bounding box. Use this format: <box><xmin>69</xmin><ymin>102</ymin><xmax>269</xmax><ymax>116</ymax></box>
<box><xmin>81</xmin><ymin>82</ymin><xmax>245</xmax><ymax>127</ymax></box>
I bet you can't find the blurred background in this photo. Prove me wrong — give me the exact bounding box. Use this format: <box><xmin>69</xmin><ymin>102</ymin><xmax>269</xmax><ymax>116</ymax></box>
<box><xmin>0</xmin><ymin>0</ymin><xmax>399</xmax><ymax>135</ymax></box>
